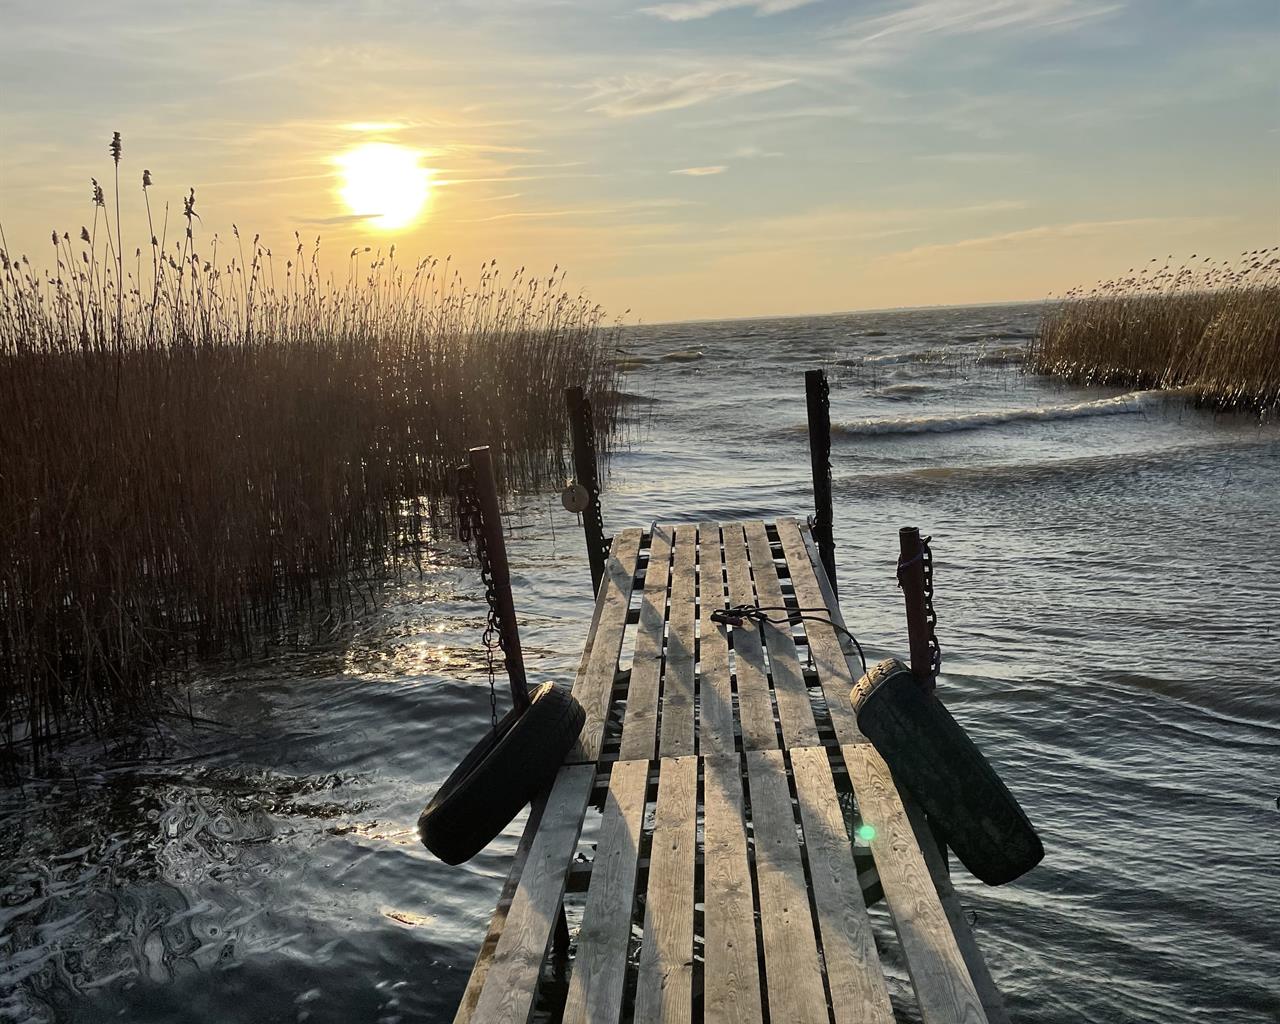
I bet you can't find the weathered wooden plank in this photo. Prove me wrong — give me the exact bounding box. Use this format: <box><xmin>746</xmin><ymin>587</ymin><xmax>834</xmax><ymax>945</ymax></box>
<box><xmin>722</xmin><ymin>523</ymin><xmax>777</xmax><ymax>750</ymax></box>
<box><xmin>569</xmin><ymin>528</ymin><xmax>644</xmax><ymax>764</ymax></box>
<box><xmin>786</xmin><ymin>517</ymin><xmax>878</xmax><ymax>747</ymax></box>
<box><xmin>634</xmin><ymin>755</ymin><xmax>698</xmax><ymax>1024</ymax></box>
<box><xmin>789</xmin><ymin>745</ymin><xmax>895</xmax><ymax>1024</ymax></box>
<box><xmin>842</xmin><ymin>744</ymin><xmax>989</xmax><ymax>1024</ymax></box>
<box><xmin>453</xmin><ymin>794</ymin><xmax>550</xmax><ymax>1024</ymax></box>
<box><xmin>618</xmin><ymin>527</ymin><xmax>674</xmax><ymax>762</ymax></box>
<box><xmin>469</xmin><ymin>764</ymin><xmax>597</xmax><ymax>1024</ymax></box>
<box><xmin>902</xmin><ymin>794</ymin><xmax>1011</xmax><ymax>1024</ymax></box>
<box><xmin>659</xmin><ymin>526</ymin><xmax>698</xmax><ymax>757</ymax></box>
<box><xmin>562</xmin><ymin>759</ymin><xmax>651</xmax><ymax>1024</ymax></box>
<box><xmin>697</xmin><ymin>522</ymin><xmax>735</xmax><ymax>755</ymax></box>
<box><xmin>775</xmin><ymin>518</ymin><xmax>869</xmax><ymax>746</ymax></box>
<box><xmin>745</xmin><ymin>749</ymin><xmax>828</xmax><ymax>1024</ymax></box>
<box><xmin>744</xmin><ymin>521</ymin><xmax>821</xmax><ymax>748</ymax></box>
<box><xmin>703</xmin><ymin>754</ymin><xmax>764</xmax><ymax>1024</ymax></box>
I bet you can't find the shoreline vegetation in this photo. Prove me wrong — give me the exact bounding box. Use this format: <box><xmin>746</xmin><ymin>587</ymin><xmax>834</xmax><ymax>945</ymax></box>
<box><xmin>1030</xmin><ymin>251</ymin><xmax>1280</xmax><ymax>411</ymax></box>
<box><xmin>0</xmin><ymin>138</ymin><xmax>620</xmax><ymax>765</ymax></box>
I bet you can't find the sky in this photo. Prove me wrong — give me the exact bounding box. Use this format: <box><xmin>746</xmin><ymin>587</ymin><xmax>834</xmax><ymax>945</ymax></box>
<box><xmin>1</xmin><ymin>0</ymin><xmax>1277</xmax><ymax>323</ymax></box>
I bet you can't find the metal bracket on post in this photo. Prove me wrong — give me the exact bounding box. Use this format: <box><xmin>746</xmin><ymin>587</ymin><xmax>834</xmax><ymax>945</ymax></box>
<box><xmin>896</xmin><ymin>526</ymin><xmax>934</xmax><ymax>691</ymax></box>
<box><xmin>805</xmin><ymin>369</ymin><xmax>837</xmax><ymax>596</ymax></box>
<box><xmin>469</xmin><ymin>445</ymin><xmax>530</xmax><ymax>710</ymax></box>
<box><xmin>565</xmin><ymin>386</ymin><xmax>608</xmax><ymax>595</ymax></box>
<box><xmin>898</xmin><ymin>524</ymin><xmax>948</xmax><ymax>872</ymax></box>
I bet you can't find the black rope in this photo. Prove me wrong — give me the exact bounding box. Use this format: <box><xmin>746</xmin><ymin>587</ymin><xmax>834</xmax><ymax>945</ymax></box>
<box><xmin>710</xmin><ymin>603</ymin><xmax>867</xmax><ymax>676</ymax></box>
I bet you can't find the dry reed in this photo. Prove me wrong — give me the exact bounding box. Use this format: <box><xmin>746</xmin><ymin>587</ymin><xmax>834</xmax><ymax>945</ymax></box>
<box><xmin>0</xmin><ymin>139</ymin><xmax>621</xmax><ymax>764</ymax></box>
<box><xmin>1030</xmin><ymin>250</ymin><xmax>1280</xmax><ymax>410</ymax></box>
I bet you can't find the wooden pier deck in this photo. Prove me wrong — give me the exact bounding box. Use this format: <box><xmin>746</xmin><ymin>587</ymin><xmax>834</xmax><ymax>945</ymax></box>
<box><xmin>453</xmin><ymin>517</ymin><xmax>1007</xmax><ymax>1024</ymax></box>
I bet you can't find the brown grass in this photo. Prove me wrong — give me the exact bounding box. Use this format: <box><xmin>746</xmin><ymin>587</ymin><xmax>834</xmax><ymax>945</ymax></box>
<box><xmin>0</xmin><ymin>141</ymin><xmax>621</xmax><ymax>763</ymax></box>
<box><xmin>1029</xmin><ymin>250</ymin><xmax>1280</xmax><ymax>410</ymax></box>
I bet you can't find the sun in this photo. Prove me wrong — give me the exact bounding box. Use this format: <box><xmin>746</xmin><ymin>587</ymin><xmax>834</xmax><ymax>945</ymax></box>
<box><xmin>336</xmin><ymin>142</ymin><xmax>431</xmax><ymax>230</ymax></box>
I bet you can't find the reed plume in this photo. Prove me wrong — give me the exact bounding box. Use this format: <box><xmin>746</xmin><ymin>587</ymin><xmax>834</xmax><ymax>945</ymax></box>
<box><xmin>1030</xmin><ymin>251</ymin><xmax>1280</xmax><ymax>410</ymax></box>
<box><xmin>0</xmin><ymin>139</ymin><xmax>622</xmax><ymax>766</ymax></box>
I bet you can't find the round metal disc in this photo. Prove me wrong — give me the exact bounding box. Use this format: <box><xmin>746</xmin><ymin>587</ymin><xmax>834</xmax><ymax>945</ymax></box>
<box><xmin>561</xmin><ymin>481</ymin><xmax>590</xmax><ymax>514</ymax></box>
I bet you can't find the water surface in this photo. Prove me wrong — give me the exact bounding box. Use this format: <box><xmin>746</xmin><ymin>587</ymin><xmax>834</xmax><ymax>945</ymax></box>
<box><xmin>3</xmin><ymin>304</ymin><xmax>1278</xmax><ymax>1023</ymax></box>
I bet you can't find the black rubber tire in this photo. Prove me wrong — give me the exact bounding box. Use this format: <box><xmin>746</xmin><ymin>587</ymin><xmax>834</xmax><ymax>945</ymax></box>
<box><xmin>852</xmin><ymin>658</ymin><xmax>1044</xmax><ymax>886</ymax></box>
<box><xmin>418</xmin><ymin>682</ymin><xmax>585</xmax><ymax>865</ymax></box>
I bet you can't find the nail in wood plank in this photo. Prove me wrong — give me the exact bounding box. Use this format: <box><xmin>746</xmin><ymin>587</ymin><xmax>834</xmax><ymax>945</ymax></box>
<box><xmin>790</xmin><ymin>745</ymin><xmax>895</xmax><ymax>1023</ymax></box>
<box><xmin>843</xmin><ymin>744</ymin><xmax>989</xmax><ymax>1024</ymax></box>
<box><xmin>570</xmin><ymin>529</ymin><xmax>644</xmax><ymax>763</ymax></box>
<box><xmin>659</xmin><ymin>527</ymin><xmax>697</xmax><ymax>757</ymax></box>
<box><xmin>744</xmin><ymin>521</ymin><xmax>821</xmax><ymax>748</ymax></box>
<box><xmin>563</xmin><ymin>759</ymin><xmax>651</xmax><ymax>1024</ymax></box>
<box><xmin>775</xmin><ymin>518</ymin><xmax>868</xmax><ymax>746</ymax></box>
<box><xmin>722</xmin><ymin>523</ymin><xmax>777</xmax><ymax>751</ymax></box>
<box><xmin>745</xmin><ymin>748</ymin><xmax>829</xmax><ymax>1024</ymax></box>
<box><xmin>634</xmin><ymin>755</ymin><xmax>698</xmax><ymax>1024</ymax></box>
<box><xmin>703</xmin><ymin>754</ymin><xmax>764</xmax><ymax>1024</ymax></box>
<box><xmin>619</xmin><ymin>527</ymin><xmax>674</xmax><ymax>761</ymax></box>
<box><xmin>698</xmin><ymin>522</ymin><xmax>735</xmax><ymax>755</ymax></box>
<box><xmin>470</xmin><ymin>764</ymin><xmax>597</xmax><ymax>1024</ymax></box>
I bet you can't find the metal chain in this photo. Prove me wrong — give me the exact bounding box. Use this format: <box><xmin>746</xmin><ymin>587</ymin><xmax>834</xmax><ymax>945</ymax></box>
<box><xmin>456</xmin><ymin>468</ymin><xmax>503</xmax><ymax>732</ymax></box>
<box><xmin>579</xmin><ymin>398</ymin><xmax>610</xmax><ymax>565</ymax></box>
<box><xmin>920</xmin><ymin>536</ymin><xmax>942</xmax><ymax>677</ymax></box>
<box><xmin>816</xmin><ymin>372</ymin><xmax>832</xmax><ymax>502</ymax></box>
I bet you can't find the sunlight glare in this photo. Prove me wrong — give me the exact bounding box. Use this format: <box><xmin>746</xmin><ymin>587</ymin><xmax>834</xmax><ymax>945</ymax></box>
<box><xmin>336</xmin><ymin>142</ymin><xmax>431</xmax><ymax>230</ymax></box>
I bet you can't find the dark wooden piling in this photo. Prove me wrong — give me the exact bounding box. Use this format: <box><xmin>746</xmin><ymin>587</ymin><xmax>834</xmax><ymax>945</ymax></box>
<box><xmin>897</xmin><ymin>526</ymin><xmax>934</xmax><ymax>690</ymax></box>
<box><xmin>805</xmin><ymin>369</ymin><xmax>837</xmax><ymax>595</ymax></box>
<box><xmin>469</xmin><ymin>445</ymin><xmax>530</xmax><ymax>709</ymax></box>
<box><xmin>565</xmin><ymin>386</ymin><xmax>608</xmax><ymax>595</ymax></box>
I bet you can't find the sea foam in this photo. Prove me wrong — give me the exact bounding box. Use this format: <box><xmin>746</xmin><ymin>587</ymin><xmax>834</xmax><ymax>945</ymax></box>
<box><xmin>830</xmin><ymin>388</ymin><xmax>1184</xmax><ymax>437</ymax></box>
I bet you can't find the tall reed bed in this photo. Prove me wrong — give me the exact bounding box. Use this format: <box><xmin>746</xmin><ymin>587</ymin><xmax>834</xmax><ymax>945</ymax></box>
<box><xmin>1030</xmin><ymin>250</ymin><xmax>1280</xmax><ymax>410</ymax></box>
<box><xmin>0</xmin><ymin>139</ymin><xmax>621</xmax><ymax>762</ymax></box>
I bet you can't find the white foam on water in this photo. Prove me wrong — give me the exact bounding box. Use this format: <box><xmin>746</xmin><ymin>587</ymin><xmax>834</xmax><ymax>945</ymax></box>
<box><xmin>832</xmin><ymin>388</ymin><xmax>1186</xmax><ymax>437</ymax></box>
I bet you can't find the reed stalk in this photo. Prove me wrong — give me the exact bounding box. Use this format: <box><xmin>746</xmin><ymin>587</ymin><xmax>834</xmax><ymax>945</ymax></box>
<box><xmin>1030</xmin><ymin>251</ymin><xmax>1280</xmax><ymax>410</ymax></box>
<box><xmin>0</xmin><ymin>139</ymin><xmax>622</xmax><ymax>765</ymax></box>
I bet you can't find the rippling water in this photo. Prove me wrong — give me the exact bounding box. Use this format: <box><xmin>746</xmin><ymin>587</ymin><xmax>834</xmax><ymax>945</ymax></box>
<box><xmin>3</xmin><ymin>303</ymin><xmax>1278</xmax><ymax>1023</ymax></box>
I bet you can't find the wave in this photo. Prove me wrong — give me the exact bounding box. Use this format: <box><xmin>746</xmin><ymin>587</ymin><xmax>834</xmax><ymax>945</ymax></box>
<box><xmin>975</xmin><ymin>346</ymin><xmax>1026</xmax><ymax>366</ymax></box>
<box><xmin>860</xmin><ymin>349</ymin><xmax>948</xmax><ymax>366</ymax></box>
<box><xmin>878</xmin><ymin>382</ymin><xmax>937</xmax><ymax>401</ymax></box>
<box><xmin>830</xmin><ymin>388</ymin><xmax>1186</xmax><ymax>437</ymax></box>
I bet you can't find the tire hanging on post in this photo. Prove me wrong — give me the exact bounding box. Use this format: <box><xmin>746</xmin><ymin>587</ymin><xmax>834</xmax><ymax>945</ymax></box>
<box><xmin>418</xmin><ymin>682</ymin><xmax>585</xmax><ymax>865</ymax></box>
<box><xmin>418</xmin><ymin>451</ymin><xmax>586</xmax><ymax>865</ymax></box>
<box><xmin>852</xmin><ymin>658</ymin><xmax>1044</xmax><ymax>886</ymax></box>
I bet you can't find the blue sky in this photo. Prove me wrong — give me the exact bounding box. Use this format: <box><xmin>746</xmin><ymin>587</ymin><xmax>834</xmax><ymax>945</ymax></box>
<box><xmin>1</xmin><ymin>0</ymin><xmax>1277</xmax><ymax>320</ymax></box>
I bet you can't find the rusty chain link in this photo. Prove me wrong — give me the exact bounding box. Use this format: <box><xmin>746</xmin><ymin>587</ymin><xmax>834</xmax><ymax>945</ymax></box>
<box><xmin>578</xmin><ymin>397</ymin><xmax>611</xmax><ymax>568</ymax></box>
<box><xmin>920</xmin><ymin>535</ymin><xmax>942</xmax><ymax>678</ymax></box>
<box><xmin>456</xmin><ymin>466</ymin><xmax>502</xmax><ymax>732</ymax></box>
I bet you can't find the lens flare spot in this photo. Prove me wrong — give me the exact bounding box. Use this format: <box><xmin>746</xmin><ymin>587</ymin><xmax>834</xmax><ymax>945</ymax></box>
<box><xmin>857</xmin><ymin>823</ymin><xmax>877</xmax><ymax>842</ymax></box>
<box><xmin>336</xmin><ymin>142</ymin><xmax>431</xmax><ymax>230</ymax></box>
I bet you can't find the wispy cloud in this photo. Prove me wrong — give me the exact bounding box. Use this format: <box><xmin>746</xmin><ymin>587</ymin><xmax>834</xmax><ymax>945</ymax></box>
<box><xmin>587</xmin><ymin>71</ymin><xmax>794</xmax><ymax>117</ymax></box>
<box><xmin>920</xmin><ymin>150</ymin><xmax>1028</xmax><ymax>164</ymax></box>
<box><xmin>843</xmin><ymin>0</ymin><xmax>1122</xmax><ymax>52</ymax></box>
<box><xmin>640</xmin><ymin>0</ymin><xmax>820</xmax><ymax>22</ymax></box>
<box><xmin>883</xmin><ymin>216</ymin><xmax>1226</xmax><ymax>263</ymax></box>
<box><xmin>671</xmin><ymin>165</ymin><xmax>727</xmax><ymax>176</ymax></box>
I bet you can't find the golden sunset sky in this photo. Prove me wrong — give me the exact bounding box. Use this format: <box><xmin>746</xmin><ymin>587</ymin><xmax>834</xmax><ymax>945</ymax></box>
<box><xmin>2</xmin><ymin>0</ymin><xmax>1277</xmax><ymax>322</ymax></box>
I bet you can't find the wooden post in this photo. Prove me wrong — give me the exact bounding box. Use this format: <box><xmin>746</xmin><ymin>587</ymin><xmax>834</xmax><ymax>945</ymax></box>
<box><xmin>565</xmin><ymin>386</ymin><xmax>607</xmax><ymax>595</ymax></box>
<box><xmin>469</xmin><ymin>445</ymin><xmax>530</xmax><ymax>710</ymax></box>
<box><xmin>805</xmin><ymin>369</ymin><xmax>837</xmax><ymax>595</ymax></box>
<box><xmin>897</xmin><ymin>526</ymin><xmax>933</xmax><ymax>690</ymax></box>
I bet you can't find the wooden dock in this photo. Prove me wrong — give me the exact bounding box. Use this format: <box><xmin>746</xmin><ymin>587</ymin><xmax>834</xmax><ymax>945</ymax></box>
<box><xmin>452</xmin><ymin>517</ymin><xmax>1008</xmax><ymax>1024</ymax></box>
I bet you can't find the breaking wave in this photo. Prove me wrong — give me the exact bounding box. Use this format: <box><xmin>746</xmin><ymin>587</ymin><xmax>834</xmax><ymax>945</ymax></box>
<box><xmin>830</xmin><ymin>388</ymin><xmax>1186</xmax><ymax>437</ymax></box>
